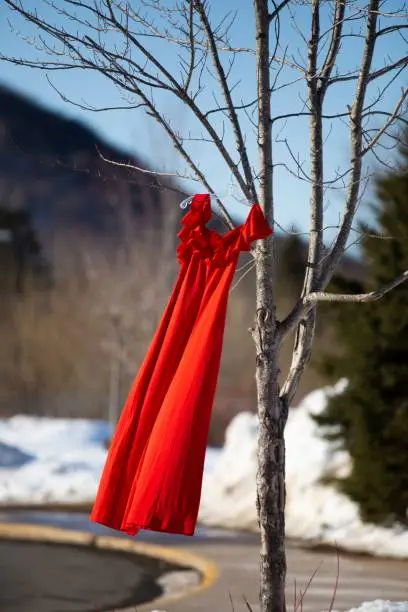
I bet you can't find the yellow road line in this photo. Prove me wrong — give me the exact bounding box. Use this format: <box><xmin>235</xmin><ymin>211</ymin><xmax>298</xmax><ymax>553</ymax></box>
<box><xmin>0</xmin><ymin>522</ymin><xmax>219</xmax><ymax>610</ymax></box>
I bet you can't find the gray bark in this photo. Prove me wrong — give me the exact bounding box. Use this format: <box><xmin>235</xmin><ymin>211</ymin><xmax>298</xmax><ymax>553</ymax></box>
<box><xmin>253</xmin><ymin>2</ymin><xmax>286</xmax><ymax>611</ymax></box>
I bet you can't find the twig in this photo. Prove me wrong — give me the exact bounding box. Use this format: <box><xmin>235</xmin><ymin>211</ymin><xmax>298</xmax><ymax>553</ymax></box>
<box><xmin>328</xmin><ymin>548</ymin><xmax>340</xmax><ymax>612</ymax></box>
<box><xmin>294</xmin><ymin>563</ymin><xmax>322</xmax><ymax>611</ymax></box>
<box><xmin>96</xmin><ymin>145</ymin><xmax>200</xmax><ymax>181</ymax></box>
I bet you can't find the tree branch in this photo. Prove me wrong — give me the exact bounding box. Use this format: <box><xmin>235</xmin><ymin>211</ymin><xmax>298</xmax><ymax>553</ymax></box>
<box><xmin>361</xmin><ymin>88</ymin><xmax>408</xmax><ymax>156</ymax></box>
<box><xmin>305</xmin><ymin>0</ymin><xmax>324</xmax><ymax>293</ymax></box>
<box><xmin>305</xmin><ymin>270</ymin><xmax>408</xmax><ymax>303</ymax></box>
<box><xmin>320</xmin><ymin>0</ymin><xmax>380</xmax><ymax>288</ymax></box>
<box><xmin>328</xmin><ymin>56</ymin><xmax>408</xmax><ymax>86</ymax></box>
<box><xmin>95</xmin><ymin>145</ymin><xmax>200</xmax><ymax>182</ymax></box>
<box><xmin>318</xmin><ymin>0</ymin><xmax>346</xmax><ymax>95</ymax></box>
<box><xmin>183</xmin><ymin>0</ymin><xmax>196</xmax><ymax>93</ymax></box>
<box><xmin>279</xmin><ymin>267</ymin><xmax>408</xmax><ymax>399</ymax></box>
<box><xmin>280</xmin><ymin>0</ymin><xmax>329</xmax><ymax>407</ymax></box>
<box><xmin>194</xmin><ymin>0</ymin><xmax>258</xmax><ymax>202</ymax></box>
<box><xmin>268</xmin><ymin>0</ymin><xmax>291</xmax><ymax>23</ymax></box>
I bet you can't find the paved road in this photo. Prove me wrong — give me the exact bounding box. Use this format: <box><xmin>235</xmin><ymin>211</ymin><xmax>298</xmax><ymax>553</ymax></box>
<box><xmin>0</xmin><ymin>538</ymin><xmax>176</xmax><ymax>612</ymax></box>
<box><xmin>1</xmin><ymin>511</ymin><xmax>408</xmax><ymax>612</ymax></box>
<box><xmin>160</xmin><ymin>538</ymin><xmax>408</xmax><ymax>612</ymax></box>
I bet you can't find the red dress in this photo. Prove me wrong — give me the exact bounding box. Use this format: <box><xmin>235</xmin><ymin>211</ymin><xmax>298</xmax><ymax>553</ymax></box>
<box><xmin>90</xmin><ymin>193</ymin><xmax>271</xmax><ymax>536</ymax></box>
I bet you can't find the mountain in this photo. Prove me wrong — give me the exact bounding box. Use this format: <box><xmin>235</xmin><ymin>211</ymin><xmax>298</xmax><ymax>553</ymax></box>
<box><xmin>0</xmin><ymin>85</ymin><xmax>185</xmax><ymax>290</ymax></box>
<box><xmin>0</xmin><ymin>85</ymin><xmax>183</xmax><ymax>227</ymax></box>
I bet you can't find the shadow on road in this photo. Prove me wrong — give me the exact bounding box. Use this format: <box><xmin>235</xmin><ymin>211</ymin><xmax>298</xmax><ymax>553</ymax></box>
<box><xmin>0</xmin><ymin>538</ymin><xmax>180</xmax><ymax>612</ymax></box>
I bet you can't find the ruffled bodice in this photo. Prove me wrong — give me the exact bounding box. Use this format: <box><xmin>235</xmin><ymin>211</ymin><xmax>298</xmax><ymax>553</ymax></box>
<box><xmin>177</xmin><ymin>194</ymin><xmax>272</xmax><ymax>266</ymax></box>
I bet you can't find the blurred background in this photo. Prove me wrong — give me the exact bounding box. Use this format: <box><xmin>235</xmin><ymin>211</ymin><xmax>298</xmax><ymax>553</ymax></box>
<box><xmin>0</xmin><ymin>9</ymin><xmax>407</xmax><ymax>612</ymax></box>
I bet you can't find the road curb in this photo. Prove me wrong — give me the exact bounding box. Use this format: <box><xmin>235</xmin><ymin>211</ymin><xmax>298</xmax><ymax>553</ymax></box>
<box><xmin>0</xmin><ymin>522</ymin><xmax>219</xmax><ymax>611</ymax></box>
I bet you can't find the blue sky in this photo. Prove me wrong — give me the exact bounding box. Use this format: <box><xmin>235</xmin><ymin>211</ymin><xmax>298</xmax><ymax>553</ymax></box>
<box><xmin>0</xmin><ymin>1</ymin><xmax>406</xmax><ymax>245</ymax></box>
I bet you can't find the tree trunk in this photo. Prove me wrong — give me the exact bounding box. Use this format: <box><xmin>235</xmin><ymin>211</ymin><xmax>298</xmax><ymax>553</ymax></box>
<box><xmin>253</xmin><ymin>1</ymin><xmax>287</xmax><ymax>611</ymax></box>
<box><xmin>254</xmin><ymin>269</ymin><xmax>287</xmax><ymax>612</ymax></box>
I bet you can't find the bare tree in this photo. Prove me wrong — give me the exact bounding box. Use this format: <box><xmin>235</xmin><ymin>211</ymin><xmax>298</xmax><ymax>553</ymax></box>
<box><xmin>1</xmin><ymin>1</ymin><xmax>408</xmax><ymax>610</ymax></box>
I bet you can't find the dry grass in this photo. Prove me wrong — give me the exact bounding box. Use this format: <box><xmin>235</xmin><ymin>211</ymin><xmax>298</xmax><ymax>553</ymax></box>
<box><xmin>226</xmin><ymin>550</ymin><xmax>340</xmax><ymax>612</ymax></box>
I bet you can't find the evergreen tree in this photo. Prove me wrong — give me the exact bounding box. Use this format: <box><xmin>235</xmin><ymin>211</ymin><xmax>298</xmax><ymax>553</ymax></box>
<box><xmin>315</xmin><ymin>134</ymin><xmax>408</xmax><ymax>525</ymax></box>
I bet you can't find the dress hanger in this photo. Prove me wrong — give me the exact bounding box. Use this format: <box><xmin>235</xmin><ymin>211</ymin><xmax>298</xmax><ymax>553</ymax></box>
<box><xmin>179</xmin><ymin>193</ymin><xmax>253</xmax><ymax>228</ymax></box>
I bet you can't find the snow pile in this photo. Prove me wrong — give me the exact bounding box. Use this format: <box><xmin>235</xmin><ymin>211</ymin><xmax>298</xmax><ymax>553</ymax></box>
<box><xmin>0</xmin><ymin>415</ymin><xmax>216</xmax><ymax>505</ymax></box>
<box><xmin>1</xmin><ymin>382</ymin><xmax>408</xmax><ymax>558</ymax></box>
<box><xmin>200</xmin><ymin>380</ymin><xmax>408</xmax><ymax>558</ymax></box>
<box><xmin>336</xmin><ymin>602</ymin><xmax>408</xmax><ymax>612</ymax></box>
<box><xmin>146</xmin><ymin>600</ymin><xmax>408</xmax><ymax>612</ymax></box>
<box><xmin>0</xmin><ymin>416</ymin><xmax>111</xmax><ymax>503</ymax></box>
<box><xmin>0</xmin><ymin>441</ymin><xmax>33</xmax><ymax>469</ymax></box>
